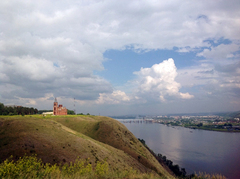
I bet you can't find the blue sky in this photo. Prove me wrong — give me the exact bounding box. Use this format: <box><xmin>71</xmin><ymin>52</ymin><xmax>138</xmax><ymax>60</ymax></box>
<box><xmin>101</xmin><ymin>48</ymin><xmax>201</xmax><ymax>86</ymax></box>
<box><xmin>0</xmin><ymin>0</ymin><xmax>239</xmax><ymax>115</ymax></box>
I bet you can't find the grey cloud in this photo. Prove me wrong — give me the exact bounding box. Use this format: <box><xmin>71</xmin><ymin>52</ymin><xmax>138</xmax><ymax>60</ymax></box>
<box><xmin>194</xmin><ymin>76</ymin><xmax>215</xmax><ymax>80</ymax></box>
<box><xmin>215</xmin><ymin>62</ymin><xmax>240</xmax><ymax>74</ymax></box>
<box><xmin>197</xmin><ymin>69</ymin><xmax>214</xmax><ymax>74</ymax></box>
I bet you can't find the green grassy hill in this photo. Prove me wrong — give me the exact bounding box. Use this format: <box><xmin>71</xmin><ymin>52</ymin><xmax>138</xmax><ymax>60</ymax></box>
<box><xmin>0</xmin><ymin>115</ymin><xmax>173</xmax><ymax>178</ymax></box>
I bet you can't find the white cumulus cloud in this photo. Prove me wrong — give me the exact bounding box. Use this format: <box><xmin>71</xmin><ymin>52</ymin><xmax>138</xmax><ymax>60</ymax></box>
<box><xmin>97</xmin><ymin>90</ymin><xmax>130</xmax><ymax>104</ymax></box>
<box><xmin>96</xmin><ymin>58</ymin><xmax>194</xmax><ymax>104</ymax></box>
<box><xmin>133</xmin><ymin>58</ymin><xmax>194</xmax><ymax>101</ymax></box>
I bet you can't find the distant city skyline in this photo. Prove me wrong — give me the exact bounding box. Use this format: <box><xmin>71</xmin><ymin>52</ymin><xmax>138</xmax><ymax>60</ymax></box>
<box><xmin>0</xmin><ymin>1</ymin><xmax>239</xmax><ymax>116</ymax></box>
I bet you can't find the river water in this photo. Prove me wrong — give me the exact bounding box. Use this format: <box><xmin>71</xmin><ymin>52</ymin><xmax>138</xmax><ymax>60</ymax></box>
<box><xmin>117</xmin><ymin>120</ymin><xmax>240</xmax><ymax>179</ymax></box>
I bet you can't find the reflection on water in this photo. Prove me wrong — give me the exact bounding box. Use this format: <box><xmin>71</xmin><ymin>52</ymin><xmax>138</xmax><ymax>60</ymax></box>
<box><xmin>118</xmin><ymin>120</ymin><xmax>240</xmax><ymax>179</ymax></box>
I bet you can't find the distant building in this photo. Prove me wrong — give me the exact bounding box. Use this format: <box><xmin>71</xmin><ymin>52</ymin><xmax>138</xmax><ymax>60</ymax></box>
<box><xmin>53</xmin><ymin>98</ymin><xmax>67</xmax><ymax>115</ymax></box>
<box><xmin>42</xmin><ymin>112</ymin><xmax>53</xmax><ymax>116</ymax></box>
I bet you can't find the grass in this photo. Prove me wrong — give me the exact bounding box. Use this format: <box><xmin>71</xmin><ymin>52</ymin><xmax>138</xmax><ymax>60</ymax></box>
<box><xmin>0</xmin><ymin>155</ymin><xmax>139</xmax><ymax>179</ymax></box>
<box><xmin>0</xmin><ymin>115</ymin><xmax>174</xmax><ymax>178</ymax></box>
<box><xmin>52</xmin><ymin>115</ymin><xmax>172</xmax><ymax>177</ymax></box>
<box><xmin>193</xmin><ymin>172</ymin><xmax>227</xmax><ymax>179</ymax></box>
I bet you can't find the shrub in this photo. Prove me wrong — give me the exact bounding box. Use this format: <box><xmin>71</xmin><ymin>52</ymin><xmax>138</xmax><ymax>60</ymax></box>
<box><xmin>194</xmin><ymin>172</ymin><xmax>227</xmax><ymax>179</ymax></box>
<box><xmin>0</xmin><ymin>155</ymin><xmax>109</xmax><ymax>179</ymax></box>
<box><xmin>95</xmin><ymin>160</ymin><xmax>109</xmax><ymax>177</ymax></box>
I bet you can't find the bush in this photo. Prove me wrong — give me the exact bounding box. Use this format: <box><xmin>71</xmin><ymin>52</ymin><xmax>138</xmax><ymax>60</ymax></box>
<box><xmin>0</xmin><ymin>155</ymin><xmax>164</xmax><ymax>179</ymax></box>
<box><xmin>95</xmin><ymin>160</ymin><xmax>109</xmax><ymax>177</ymax></box>
<box><xmin>194</xmin><ymin>172</ymin><xmax>227</xmax><ymax>179</ymax></box>
<box><xmin>0</xmin><ymin>155</ymin><xmax>110</xmax><ymax>179</ymax></box>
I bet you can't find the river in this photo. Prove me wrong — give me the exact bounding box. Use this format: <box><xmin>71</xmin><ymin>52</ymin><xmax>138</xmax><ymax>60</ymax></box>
<box><xmin>117</xmin><ymin>120</ymin><xmax>240</xmax><ymax>179</ymax></box>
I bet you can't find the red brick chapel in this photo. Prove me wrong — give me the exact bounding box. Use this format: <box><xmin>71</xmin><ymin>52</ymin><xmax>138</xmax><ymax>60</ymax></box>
<box><xmin>53</xmin><ymin>98</ymin><xmax>67</xmax><ymax>115</ymax></box>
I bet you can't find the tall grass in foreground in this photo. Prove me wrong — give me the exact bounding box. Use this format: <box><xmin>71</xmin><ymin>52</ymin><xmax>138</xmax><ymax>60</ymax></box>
<box><xmin>0</xmin><ymin>155</ymin><xmax>161</xmax><ymax>179</ymax></box>
<box><xmin>193</xmin><ymin>172</ymin><xmax>227</xmax><ymax>179</ymax></box>
<box><xmin>0</xmin><ymin>155</ymin><xmax>228</xmax><ymax>179</ymax></box>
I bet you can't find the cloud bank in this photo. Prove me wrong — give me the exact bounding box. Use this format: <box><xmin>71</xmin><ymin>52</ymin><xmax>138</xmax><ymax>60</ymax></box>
<box><xmin>0</xmin><ymin>0</ymin><xmax>239</xmax><ymax>114</ymax></box>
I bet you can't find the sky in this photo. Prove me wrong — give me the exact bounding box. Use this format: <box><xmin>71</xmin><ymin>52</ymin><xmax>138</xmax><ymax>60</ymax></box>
<box><xmin>0</xmin><ymin>0</ymin><xmax>240</xmax><ymax>116</ymax></box>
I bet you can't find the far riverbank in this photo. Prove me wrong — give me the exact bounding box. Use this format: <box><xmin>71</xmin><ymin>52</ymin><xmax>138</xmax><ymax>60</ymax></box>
<box><xmin>120</xmin><ymin>119</ymin><xmax>240</xmax><ymax>132</ymax></box>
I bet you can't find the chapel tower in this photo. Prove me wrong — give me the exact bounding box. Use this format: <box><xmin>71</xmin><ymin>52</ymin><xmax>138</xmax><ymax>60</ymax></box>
<box><xmin>53</xmin><ymin>98</ymin><xmax>58</xmax><ymax>115</ymax></box>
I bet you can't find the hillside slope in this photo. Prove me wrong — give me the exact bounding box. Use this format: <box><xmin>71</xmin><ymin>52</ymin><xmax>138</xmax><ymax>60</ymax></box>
<box><xmin>0</xmin><ymin>115</ymin><xmax>173</xmax><ymax>178</ymax></box>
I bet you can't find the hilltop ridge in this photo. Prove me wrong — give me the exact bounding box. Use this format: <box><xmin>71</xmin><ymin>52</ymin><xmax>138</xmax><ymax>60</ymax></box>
<box><xmin>0</xmin><ymin>115</ymin><xmax>174</xmax><ymax>178</ymax></box>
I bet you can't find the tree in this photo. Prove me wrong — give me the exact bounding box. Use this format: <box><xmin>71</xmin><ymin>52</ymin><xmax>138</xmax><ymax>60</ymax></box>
<box><xmin>24</xmin><ymin>107</ymin><xmax>29</xmax><ymax>115</ymax></box>
<box><xmin>197</xmin><ymin>123</ymin><xmax>203</xmax><ymax>127</ymax></box>
<box><xmin>30</xmin><ymin>107</ymin><xmax>34</xmax><ymax>115</ymax></box>
<box><xmin>224</xmin><ymin>123</ymin><xmax>232</xmax><ymax>127</ymax></box>
<box><xmin>67</xmin><ymin>109</ymin><xmax>75</xmax><ymax>115</ymax></box>
<box><xmin>0</xmin><ymin>103</ymin><xmax>39</xmax><ymax>116</ymax></box>
<box><xmin>138</xmin><ymin>138</ymin><xmax>146</xmax><ymax>145</ymax></box>
<box><xmin>0</xmin><ymin>103</ymin><xmax>4</xmax><ymax>115</ymax></box>
<box><xmin>34</xmin><ymin>108</ymin><xmax>38</xmax><ymax>114</ymax></box>
<box><xmin>8</xmin><ymin>106</ymin><xmax>14</xmax><ymax>114</ymax></box>
<box><xmin>181</xmin><ymin>168</ymin><xmax>186</xmax><ymax>177</ymax></box>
